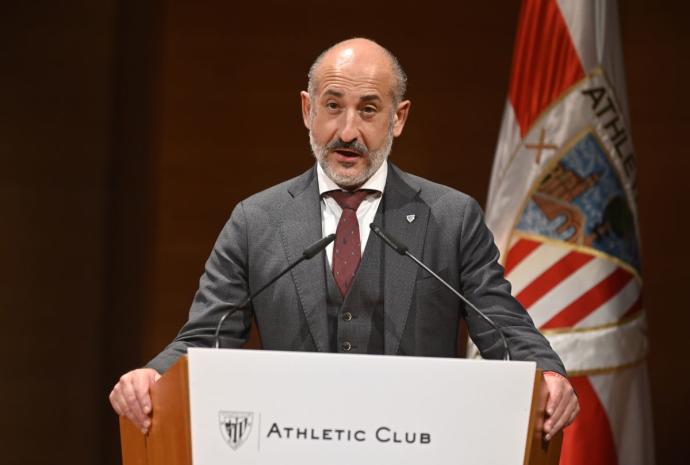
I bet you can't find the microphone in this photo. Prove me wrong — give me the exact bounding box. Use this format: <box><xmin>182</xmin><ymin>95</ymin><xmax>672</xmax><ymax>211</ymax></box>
<box><xmin>213</xmin><ymin>233</ymin><xmax>336</xmax><ymax>348</ymax></box>
<box><xmin>369</xmin><ymin>223</ymin><xmax>511</xmax><ymax>361</ymax></box>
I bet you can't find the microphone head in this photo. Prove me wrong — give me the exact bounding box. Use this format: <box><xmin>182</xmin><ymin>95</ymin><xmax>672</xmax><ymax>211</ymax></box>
<box><xmin>302</xmin><ymin>233</ymin><xmax>336</xmax><ymax>259</ymax></box>
<box><xmin>369</xmin><ymin>223</ymin><xmax>408</xmax><ymax>255</ymax></box>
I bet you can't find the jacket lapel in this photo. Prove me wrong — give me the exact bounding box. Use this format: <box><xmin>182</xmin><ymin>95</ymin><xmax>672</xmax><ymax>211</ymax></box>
<box><xmin>381</xmin><ymin>165</ymin><xmax>430</xmax><ymax>355</ymax></box>
<box><xmin>280</xmin><ymin>167</ymin><xmax>330</xmax><ymax>352</ymax></box>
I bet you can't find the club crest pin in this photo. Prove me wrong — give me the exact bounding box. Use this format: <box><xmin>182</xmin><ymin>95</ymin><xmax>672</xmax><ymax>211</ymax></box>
<box><xmin>406</xmin><ymin>214</ymin><xmax>416</xmax><ymax>223</ymax></box>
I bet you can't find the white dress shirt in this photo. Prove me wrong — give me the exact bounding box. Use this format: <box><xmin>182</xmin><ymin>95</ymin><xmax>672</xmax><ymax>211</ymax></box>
<box><xmin>317</xmin><ymin>161</ymin><xmax>388</xmax><ymax>268</ymax></box>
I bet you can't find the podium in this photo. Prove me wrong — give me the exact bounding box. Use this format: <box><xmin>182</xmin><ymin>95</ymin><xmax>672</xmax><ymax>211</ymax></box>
<box><xmin>120</xmin><ymin>348</ymin><xmax>562</xmax><ymax>465</ymax></box>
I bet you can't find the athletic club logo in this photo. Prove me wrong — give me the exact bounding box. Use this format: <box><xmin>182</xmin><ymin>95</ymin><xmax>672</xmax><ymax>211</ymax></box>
<box><xmin>515</xmin><ymin>130</ymin><xmax>640</xmax><ymax>269</ymax></box>
<box><xmin>219</xmin><ymin>411</ymin><xmax>254</xmax><ymax>450</ymax></box>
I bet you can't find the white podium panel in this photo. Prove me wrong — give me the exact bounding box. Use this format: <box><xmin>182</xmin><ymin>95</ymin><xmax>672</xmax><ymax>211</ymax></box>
<box><xmin>187</xmin><ymin>348</ymin><xmax>536</xmax><ymax>465</ymax></box>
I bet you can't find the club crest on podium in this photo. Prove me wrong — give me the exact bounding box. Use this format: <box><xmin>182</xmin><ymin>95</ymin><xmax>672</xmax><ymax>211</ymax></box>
<box><xmin>219</xmin><ymin>411</ymin><xmax>254</xmax><ymax>450</ymax></box>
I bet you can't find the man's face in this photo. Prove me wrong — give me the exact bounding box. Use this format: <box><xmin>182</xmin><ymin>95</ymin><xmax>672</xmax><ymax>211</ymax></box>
<box><xmin>301</xmin><ymin>48</ymin><xmax>410</xmax><ymax>189</ymax></box>
<box><xmin>308</xmin><ymin>108</ymin><xmax>394</xmax><ymax>189</ymax></box>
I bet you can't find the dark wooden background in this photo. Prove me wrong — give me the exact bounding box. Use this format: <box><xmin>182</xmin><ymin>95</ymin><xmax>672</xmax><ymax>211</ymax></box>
<box><xmin>1</xmin><ymin>1</ymin><xmax>687</xmax><ymax>463</ymax></box>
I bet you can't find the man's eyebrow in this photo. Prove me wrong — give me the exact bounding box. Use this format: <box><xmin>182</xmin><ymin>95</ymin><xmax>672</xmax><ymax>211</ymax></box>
<box><xmin>360</xmin><ymin>94</ymin><xmax>382</xmax><ymax>103</ymax></box>
<box><xmin>323</xmin><ymin>89</ymin><xmax>344</xmax><ymax>98</ymax></box>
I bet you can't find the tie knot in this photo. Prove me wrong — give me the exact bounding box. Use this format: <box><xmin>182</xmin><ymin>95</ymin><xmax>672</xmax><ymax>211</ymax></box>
<box><xmin>328</xmin><ymin>189</ymin><xmax>373</xmax><ymax>211</ymax></box>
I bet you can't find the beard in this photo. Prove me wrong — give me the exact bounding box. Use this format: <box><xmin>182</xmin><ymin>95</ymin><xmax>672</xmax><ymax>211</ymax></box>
<box><xmin>309</xmin><ymin>122</ymin><xmax>394</xmax><ymax>189</ymax></box>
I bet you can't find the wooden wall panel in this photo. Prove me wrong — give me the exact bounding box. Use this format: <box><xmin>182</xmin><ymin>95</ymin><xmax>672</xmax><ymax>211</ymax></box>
<box><xmin>621</xmin><ymin>2</ymin><xmax>690</xmax><ymax>464</ymax></box>
<box><xmin>2</xmin><ymin>1</ymin><xmax>688</xmax><ymax>463</ymax></box>
<box><xmin>0</xmin><ymin>2</ymin><xmax>116</xmax><ymax>464</ymax></box>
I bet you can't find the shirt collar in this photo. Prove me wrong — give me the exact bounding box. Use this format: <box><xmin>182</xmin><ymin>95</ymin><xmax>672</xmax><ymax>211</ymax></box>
<box><xmin>316</xmin><ymin>160</ymin><xmax>388</xmax><ymax>195</ymax></box>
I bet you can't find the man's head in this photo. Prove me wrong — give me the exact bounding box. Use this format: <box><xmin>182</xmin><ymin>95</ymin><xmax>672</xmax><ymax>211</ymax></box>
<box><xmin>301</xmin><ymin>38</ymin><xmax>411</xmax><ymax>190</ymax></box>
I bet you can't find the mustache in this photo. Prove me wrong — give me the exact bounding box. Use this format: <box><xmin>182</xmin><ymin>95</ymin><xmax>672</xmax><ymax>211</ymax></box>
<box><xmin>326</xmin><ymin>138</ymin><xmax>369</xmax><ymax>156</ymax></box>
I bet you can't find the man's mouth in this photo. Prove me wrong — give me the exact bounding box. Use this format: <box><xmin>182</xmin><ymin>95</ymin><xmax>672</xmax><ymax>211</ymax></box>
<box><xmin>334</xmin><ymin>149</ymin><xmax>362</xmax><ymax>158</ymax></box>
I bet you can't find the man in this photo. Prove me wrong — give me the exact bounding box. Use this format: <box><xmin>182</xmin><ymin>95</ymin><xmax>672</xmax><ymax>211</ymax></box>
<box><xmin>110</xmin><ymin>38</ymin><xmax>579</xmax><ymax>441</ymax></box>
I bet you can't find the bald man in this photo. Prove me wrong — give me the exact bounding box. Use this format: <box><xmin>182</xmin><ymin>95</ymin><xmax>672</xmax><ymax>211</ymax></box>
<box><xmin>110</xmin><ymin>38</ymin><xmax>579</xmax><ymax>442</ymax></box>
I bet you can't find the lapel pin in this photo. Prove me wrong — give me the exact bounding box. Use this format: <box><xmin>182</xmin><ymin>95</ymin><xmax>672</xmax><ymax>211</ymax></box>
<box><xmin>406</xmin><ymin>214</ymin><xmax>416</xmax><ymax>223</ymax></box>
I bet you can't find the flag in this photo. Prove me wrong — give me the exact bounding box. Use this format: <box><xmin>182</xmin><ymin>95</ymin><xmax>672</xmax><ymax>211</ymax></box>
<box><xmin>482</xmin><ymin>1</ymin><xmax>655</xmax><ymax>464</ymax></box>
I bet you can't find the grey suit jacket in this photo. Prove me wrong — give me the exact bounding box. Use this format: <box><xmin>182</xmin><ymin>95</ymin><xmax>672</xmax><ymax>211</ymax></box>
<box><xmin>147</xmin><ymin>164</ymin><xmax>565</xmax><ymax>375</ymax></box>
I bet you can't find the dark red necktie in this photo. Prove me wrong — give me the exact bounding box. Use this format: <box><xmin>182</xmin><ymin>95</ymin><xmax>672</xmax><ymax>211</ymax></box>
<box><xmin>328</xmin><ymin>190</ymin><xmax>372</xmax><ymax>296</ymax></box>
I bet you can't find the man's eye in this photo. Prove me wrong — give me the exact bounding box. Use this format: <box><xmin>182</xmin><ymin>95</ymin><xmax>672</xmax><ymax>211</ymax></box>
<box><xmin>326</xmin><ymin>102</ymin><xmax>339</xmax><ymax>110</ymax></box>
<box><xmin>362</xmin><ymin>106</ymin><xmax>377</xmax><ymax>114</ymax></box>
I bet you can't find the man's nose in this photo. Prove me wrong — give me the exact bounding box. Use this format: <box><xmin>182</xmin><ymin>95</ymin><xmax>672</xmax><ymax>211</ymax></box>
<box><xmin>338</xmin><ymin>110</ymin><xmax>360</xmax><ymax>143</ymax></box>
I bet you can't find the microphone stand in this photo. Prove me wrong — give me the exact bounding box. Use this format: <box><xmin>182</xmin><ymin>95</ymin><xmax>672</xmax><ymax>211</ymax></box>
<box><xmin>370</xmin><ymin>223</ymin><xmax>511</xmax><ymax>361</ymax></box>
<box><xmin>213</xmin><ymin>233</ymin><xmax>336</xmax><ymax>348</ymax></box>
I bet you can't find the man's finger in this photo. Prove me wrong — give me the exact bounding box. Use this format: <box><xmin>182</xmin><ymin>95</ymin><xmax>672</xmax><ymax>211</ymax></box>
<box><xmin>544</xmin><ymin>376</ymin><xmax>563</xmax><ymax>416</ymax></box>
<box><xmin>545</xmin><ymin>387</ymin><xmax>569</xmax><ymax>430</ymax></box>
<box><xmin>545</xmin><ymin>389</ymin><xmax>562</xmax><ymax>418</ymax></box>
<box><xmin>133</xmin><ymin>373</ymin><xmax>153</xmax><ymax>416</ymax></box>
<box><xmin>566</xmin><ymin>396</ymin><xmax>580</xmax><ymax>426</ymax></box>
<box><xmin>547</xmin><ymin>394</ymin><xmax>579</xmax><ymax>438</ymax></box>
<box><xmin>561</xmin><ymin>384</ymin><xmax>578</xmax><ymax>422</ymax></box>
<box><xmin>109</xmin><ymin>388</ymin><xmax>125</xmax><ymax>416</ymax></box>
<box><xmin>546</xmin><ymin>387</ymin><xmax>580</xmax><ymax>438</ymax></box>
<box><xmin>109</xmin><ymin>369</ymin><xmax>162</xmax><ymax>434</ymax></box>
<box><xmin>120</xmin><ymin>377</ymin><xmax>149</xmax><ymax>431</ymax></box>
<box><xmin>542</xmin><ymin>373</ymin><xmax>580</xmax><ymax>440</ymax></box>
<box><xmin>110</xmin><ymin>386</ymin><xmax>141</xmax><ymax>429</ymax></box>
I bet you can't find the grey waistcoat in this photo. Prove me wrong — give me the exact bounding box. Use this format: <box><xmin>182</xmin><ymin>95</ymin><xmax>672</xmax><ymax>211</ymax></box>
<box><xmin>324</xmin><ymin>206</ymin><xmax>385</xmax><ymax>354</ymax></box>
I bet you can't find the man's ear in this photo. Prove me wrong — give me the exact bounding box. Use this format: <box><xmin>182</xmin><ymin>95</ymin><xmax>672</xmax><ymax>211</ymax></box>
<box><xmin>300</xmin><ymin>91</ymin><xmax>312</xmax><ymax>129</ymax></box>
<box><xmin>392</xmin><ymin>100</ymin><xmax>411</xmax><ymax>137</ymax></box>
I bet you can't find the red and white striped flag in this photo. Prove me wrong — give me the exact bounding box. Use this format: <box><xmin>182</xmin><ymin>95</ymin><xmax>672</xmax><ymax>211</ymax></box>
<box><xmin>482</xmin><ymin>1</ymin><xmax>655</xmax><ymax>464</ymax></box>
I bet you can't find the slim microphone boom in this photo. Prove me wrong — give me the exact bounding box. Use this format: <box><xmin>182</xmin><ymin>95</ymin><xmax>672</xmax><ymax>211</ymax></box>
<box><xmin>369</xmin><ymin>223</ymin><xmax>511</xmax><ymax>361</ymax></box>
<box><xmin>213</xmin><ymin>233</ymin><xmax>336</xmax><ymax>348</ymax></box>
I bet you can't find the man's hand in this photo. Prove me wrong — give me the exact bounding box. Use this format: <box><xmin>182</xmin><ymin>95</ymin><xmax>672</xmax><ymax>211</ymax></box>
<box><xmin>109</xmin><ymin>368</ymin><xmax>161</xmax><ymax>434</ymax></box>
<box><xmin>542</xmin><ymin>371</ymin><xmax>579</xmax><ymax>440</ymax></box>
